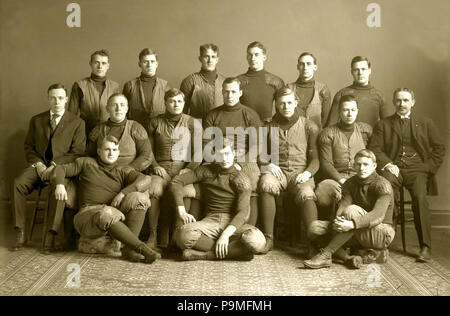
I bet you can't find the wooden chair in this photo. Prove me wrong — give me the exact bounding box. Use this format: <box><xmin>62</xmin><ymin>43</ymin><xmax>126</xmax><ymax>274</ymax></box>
<box><xmin>397</xmin><ymin>186</ymin><xmax>413</xmax><ymax>252</ymax></box>
<box><xmin>28</xmin><ymin>183</ymin><xmax>49</xmax><ymax>248</ymax></box>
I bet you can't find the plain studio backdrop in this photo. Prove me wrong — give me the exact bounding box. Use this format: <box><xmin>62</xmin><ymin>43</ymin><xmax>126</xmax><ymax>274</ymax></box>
<box><xmin>0</xmin><ymin>0</ymin><xmax>448</xmax><ymax>226</ymax></box>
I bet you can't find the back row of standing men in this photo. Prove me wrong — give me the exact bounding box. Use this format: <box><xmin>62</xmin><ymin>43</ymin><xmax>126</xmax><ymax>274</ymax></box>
<box><xmin>11</xmin><ymin>42</ymin><xmax>445</xmax><ymax>268</ymax></box>
<box><xmin>68</xmin><ymin>42</ymin><xmax>390</xmax><ymax>136</ymax></box>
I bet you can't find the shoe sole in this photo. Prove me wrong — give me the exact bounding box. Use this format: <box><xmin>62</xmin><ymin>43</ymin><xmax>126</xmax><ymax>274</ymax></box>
<box><xmin>144</xmin><ymin>251</ymin><xmax>162</xmax><ymax>263</ymax></box>
<box><xmin>416</xmin><ymin>256</ymin><xmax>430</xmax><ymax>263</ymax></box>
<box><xmin>347</xmin><ymin>256</ymin><xmax>362</xmax><ymax>269</ymax></box>
<box><xmin>303</xmin><ymin>261</ymin><xmax>331</xmax><ymax>269</ymax></box>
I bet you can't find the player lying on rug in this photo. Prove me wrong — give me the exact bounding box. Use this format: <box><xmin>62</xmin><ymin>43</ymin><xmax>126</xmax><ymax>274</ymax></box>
<box><xmin>304</xmin><ymin>149</ymin><xmax>395</xmax><ymax>269</ymax></box>
<box><xmin>169</xmin><ymin>138</ymin><xmax>267</xmax><ymax>261</ymax></box>
<box><xmin>52</xmin><ymin>135</ymin><xmax>160</xmax><ymax>264</ymax></box>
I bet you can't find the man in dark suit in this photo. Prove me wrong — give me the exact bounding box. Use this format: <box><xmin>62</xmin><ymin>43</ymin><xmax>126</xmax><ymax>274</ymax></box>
<box><xmin>369</xmin><ymin>88</ymin><xmax>445</xmax><ymax>262</ymax></box>
<box><xmin>11</xmin><ymin>83</ymin><xmax>86</xmax><ymax>253</ymax></box>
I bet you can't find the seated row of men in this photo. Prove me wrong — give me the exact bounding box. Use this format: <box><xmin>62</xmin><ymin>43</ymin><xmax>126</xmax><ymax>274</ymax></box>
<box><xmin>11</xmin><ymin>75</ymin><xmax>445</xmax><ymax>269</ymax></box>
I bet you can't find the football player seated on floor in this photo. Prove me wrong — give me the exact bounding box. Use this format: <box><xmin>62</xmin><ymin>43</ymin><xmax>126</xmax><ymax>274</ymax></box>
<box><xmin>303</xmin><ymin>149</ymin><xmax>395</xmax><ymax>270</ymax></box>
<box><xmin>52</xmin><ymin>135</ymin><xmax>160</xmax><ymax>264</ymax></box>
<box><xmin>169</xmin><ymin>138</ymin><xmax>267</xmax><ymax>261</ymax></box>
<box><xmin>258</xmin><ymin>86</ymin><xmax>320</xmax><ymax>254</ymax></box>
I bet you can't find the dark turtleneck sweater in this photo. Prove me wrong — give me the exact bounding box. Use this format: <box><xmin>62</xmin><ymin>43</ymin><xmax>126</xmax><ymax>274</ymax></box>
<box><xmin>86</xmin><ymin>118</ymin><xmax>153</xmax><ymax>172</ymax></box>
<box><xmin>169</xmin><ymin>164</ymin><xmax>251</xmax><ymax>230</ymax></box>
<box><xmin>165</xmin><ymin>111</ymin><xmax>182</xmax><ymax>125</ymax></box>
<box><xmin>54</xmin><ymin>157</ymin><xmax>148</xmax><ymax>208</ymax></box>
<box><xmin>328</xmin><ymin>82</ymin><xmax>392</xmax><ymax>127</ymax></box>
<box><xmin>337</xmin><ymin>121</ymin><xmax>355</xmax><ymax>140</ymax></box>
<box><xmin>203</xmin><ymin>102</ymin><xmax>262</xmax><ymax>157</ymax></box>
<box><xmin>266</xmin><ymin>109</ymin><xmax>319</xmax><ymax>175</ymax></box>
<box><xmin>106</xmin><ymin>118</ymin><xmax>127</xmax><ymax>140</ymax></box>
<box><xmin>68</xmin><ymin>74</ymin><xmax>107</xmax><ymax>109</ymax></box>
<box><xmin>295</xmin><ymin>77</ymin><xmax>315</xmax><ymax>108</ymax></box>
<box><xmin>140</xmin><ymin>73</ymin><xmax>156</xmax><ymax>107</ymax></box>
<box><xmin>199</xmin><ymin>69</ymin><xmax>217</xmax><ymax>85</ymax></box>
<box><xmin>338</xmin><ymin>171</ymin><xmax>394</xmax><ymax>228</ymax></box>
<box><xmin>239</xmin><ymin>69</ymin><xmax>278</xmax><ymax>121</ymax></box>
<box><xmin>272</xmin><ymin>107</ymin><xmax>301</xmax><ymax>131</ymax></box>
<box><xmin>90</xmin><ymin>73</ymin><xmax>106</xmax><ymax>94</ymax></box>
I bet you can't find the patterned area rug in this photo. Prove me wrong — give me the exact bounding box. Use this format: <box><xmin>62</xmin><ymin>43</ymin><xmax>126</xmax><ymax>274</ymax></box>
<box><xmin>1</xmin><ymin>233</ymin><xmax>449</xmax><ymax>296</ymax></box>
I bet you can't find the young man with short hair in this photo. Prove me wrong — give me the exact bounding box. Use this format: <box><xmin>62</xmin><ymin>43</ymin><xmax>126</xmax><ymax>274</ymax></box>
<box><xmin>258</xmin><ymin>86</ymin><xmax>320</xmax><ymax>253</ymax></box>
<box><xmin>146</xmin><ymin>88</ymin><xmax>201</xmax><ymax>249</ymax></box>
<box><xmin>87</xmin><ymin>93</ymin><xmax>153</xmax><ymax>172</ymax></box>
<box><xmin>123</xmin><ymin>48</ymin><xmax>171</xmax><ymax>128</ymax></box>
<box><xmin>180</xmin><ymin>43</ymin><xmax>225</xmax><ymax>120</ymax></box>
<box><xmin>53</xmin><ymin>135</ymin><xmax>160</xmax><ymax>263</ymax></box>
<box><xmin>68</xmin><ymin>49</ymin><xmax>121</xmax><ymax>136</ymax></box>
<box><xmin>203</xmin><ymin>77</ymin><xmax>263</xmax><ymax>230</ymax></box>
<box><xmin>288</xmin><ymin>52</ymin><xmax>331</xmax><ymax>128</ymax></box>
<box><xmin>326</xmin><ymin>56</ymin><xmax>393</xmax><ymax>127</ymax></box>
<box><xmin>304</xmin><ymin>149</ymin><xmax>395</xmax><ymax>269</ymax></box>
<box><xmin>170</xmin><ymin>139</ymin><xmax>266</xmax><ymax>261</ymax></box>
<box><xmin>11</xmin><ymin>83</ymin><xmax>86</xmax><ymax>253</ymax></box>
<box><xmin>315</xmin><ymin>95</ymin><xmax>372</xmax><ymax>218</ymax></box>
<box><xmin>238</xmin><ymin>41</ymin><xmax>284</xmax><ymax>123</ymax></box>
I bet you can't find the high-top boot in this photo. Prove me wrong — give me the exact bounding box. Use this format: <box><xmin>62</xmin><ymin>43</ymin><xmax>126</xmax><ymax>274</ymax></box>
<box><xmin>145</xmin><ymin>198</ymin><xmax>160</xmax><ymax>250</ymax></box>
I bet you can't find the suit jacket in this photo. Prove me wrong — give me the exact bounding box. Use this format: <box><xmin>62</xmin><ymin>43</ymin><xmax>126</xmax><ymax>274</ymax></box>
<box><xmin>24</xmin><ymin>110</ymin><xmax>86</xmax><ymax>166</ymax></box>
<box><xmin>369</xmin><ymin>113</ymin><xmax>445</xmax><ymax>195</ymax></box>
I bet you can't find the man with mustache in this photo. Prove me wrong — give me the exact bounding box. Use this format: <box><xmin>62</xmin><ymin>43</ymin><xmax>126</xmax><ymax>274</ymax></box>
<box><xmin>369</xmin><ymin>88</ymin><xmax>445</xmax><ymax>262</ymax></box>
<box><xmin>68</xmin><ymin>49</ymin><xmax>121</xmax><ymax>137</ymax></box>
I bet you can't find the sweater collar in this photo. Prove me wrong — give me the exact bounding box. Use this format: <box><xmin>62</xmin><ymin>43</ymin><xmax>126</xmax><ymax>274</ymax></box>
<box><xmin>351</xmin><ymin>82</ymin><xmax>373</xmax><ymax>90</ymax></box>
<box><xmin>165</xmin><ymin>112</ymin><xmax>182</xmax><ymax>124</ymax></box>
<box><xmin>272</xmin><ymin>107</ymin><xmax>301</xmax><ymax>128</ymax></box>
<box><xmin>295</xmin><ymin>77</ymin><xmax>315</xmax><ymax>87</ymax></box>
<box><xmin>337</xmin><ymin>120</ymin><xmax>355</xmax><ymax>132</ymax></box>
<box><xmin>211</xmin><ymin>163</ymin><xmax>238</xmax><ymax>175</ymax></box>
<box><xmin>90</xmin><ymin>73</ymin><xmax>107</xmax><ymax>82</ymax></box>
<box><xmin>140</xmin><ymin>73</ymin><xmax>156</xmax><ymax>82</ymax></box>
<box><xmin>246</xmin><ymin>68</ymin><xmax>266</xmax><ymax>76</ymax></box>
<box><xmin>199</xmin><ymin>68</ymin><xmax>217</xmax><ymax>83</ymax></box>
<box><xmin>97</xmin><ymin>158</ymin><xmax>118</xmax><ymax>170</ymax></box>
<box><xmin>223</xmin><ymin>102</ymin><xmax>242</xmax><ymax>112</ymax></box>
<box><xmin>356</xmin><ymin>171</ymin><xmax>378</xmax><ymax>186</ymax></box>
<box><xmin>106</xmin><ymin>118</ymin><xmax>127</xmax><ymax>127</ymax></box>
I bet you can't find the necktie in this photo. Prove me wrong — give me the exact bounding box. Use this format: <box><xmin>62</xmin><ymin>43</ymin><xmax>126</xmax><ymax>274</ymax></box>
<box><xmin>50</xmin><ymin>113</ymin><xmax>60</xmax><ymax>131</ymax></box>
